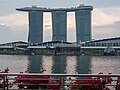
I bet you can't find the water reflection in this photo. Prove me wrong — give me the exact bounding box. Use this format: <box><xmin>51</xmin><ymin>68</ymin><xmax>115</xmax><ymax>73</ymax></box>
<box><xmin>52</xmin><ymin>55</ymin><xmax>67</xmax><ymax>74</ymax></box>
<box><xmin>27</xmin><ymin>55</ymin><xmax>91</xmax><ymax>74</ymax></box>
<box><xmin>42</xmin><ymin>56</ymin><xmax>53</xmax><ymax>74</ymax></box>
<box><xmin>1</xmin><ymin>55</ymin><xmax>120</xmax><ymax>74</ymax></box>
<box><xmin>66</xmin><ymin>56</ymin><xmax>76</xmax><ymax>74</ymax></box>
<box><xmin>91</xmin><ymin>56</ymin><xmax>120</xmax><ymax>74</ymax></box>
<box><xmin>76</xmin><ymin>56</ymin><xmax>92</xmax><ymax>74</ymax></box>
<box><xmin>27</xmin><ymin>55</ymin><xmax>42</xmax><ymax>72</ymax></box>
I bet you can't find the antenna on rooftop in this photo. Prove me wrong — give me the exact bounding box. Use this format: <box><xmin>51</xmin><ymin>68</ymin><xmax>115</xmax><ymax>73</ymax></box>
<box><xmin>32</xmin><ymin>5</ymin><xmax>37</xmax><ymax>8</ymax></box>
<box><xmin>79</xmin><ymin>4</ymin><xmax>84</xmax><ymax>7</ymax></box>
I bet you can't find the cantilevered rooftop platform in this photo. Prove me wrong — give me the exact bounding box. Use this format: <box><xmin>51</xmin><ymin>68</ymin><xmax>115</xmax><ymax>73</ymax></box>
<box><xmin>16</xmin><ymin>5</ymin><xmax>93</xmax><ymax>12</ymax></box>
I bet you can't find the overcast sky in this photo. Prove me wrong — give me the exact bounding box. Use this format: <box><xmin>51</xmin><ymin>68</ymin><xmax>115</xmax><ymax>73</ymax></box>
<box><xmin>0</xmin><ymin>0</ymin><xmax>120</xmax><ymax>43</ymax></box>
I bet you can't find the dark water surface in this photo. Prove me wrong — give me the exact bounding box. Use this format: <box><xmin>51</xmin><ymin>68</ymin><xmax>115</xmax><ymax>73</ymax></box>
<box><xmin>0</xmin><ymin>55</ymin><xmax>120</xmax><ymax>74</ymax></box>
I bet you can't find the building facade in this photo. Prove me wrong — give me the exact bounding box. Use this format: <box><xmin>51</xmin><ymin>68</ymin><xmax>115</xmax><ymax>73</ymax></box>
<box><xmin>81</xmin><ymin>37</ymin><xmax>120</xmax><ymax>47</ymax></box>
<box><xmin>52</xmin><ymin>11</ymin><xmax>67</xmax><ymax>41</ymax></box>
<box><xmin>28</xmin><ymin>11</ymin><xmax>43</xmax><ymax>44</ymax></box>
<box><xmin>75</xmin><ymin>10</ymin><xmax>92</xmax><ymax>43</ymax></box>
<box><xmin>16</xmin><ymin>5</ymin><xmax>93</xmax><ymax>44</ymax></box>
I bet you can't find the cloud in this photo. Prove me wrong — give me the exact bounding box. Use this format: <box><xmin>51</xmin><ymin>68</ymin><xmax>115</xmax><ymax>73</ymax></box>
<box><xmin>92</xmin><ymin>21</ymin><xmax>120</xmax><ymax>39</ymax></box>
<box><xmin>43</xmin><ymin>28</ymin><xmax>52</xmax><ymax>42</ymax></box>
<box><xmin>67</xmin><ymin>29</ymin><xmax>76</xmax><ymax>42</ymax></box>
<box><xmin>0</xmin><ymin>24</ymin><xmax>14</xmax><ymax>43</ymax></box>
<box><xmin>92</xmin><ymin>7</ymin><xmax>120</xmax><ymax>39</ymax></box>
<box><xmin>93</xmin><ymin>7</ymin><xmax>120</xmax><ymax>26</ymax></box>
<box><xmin>67</xmin><ymin>12</ymin><xmax>75</xmax><ymax>29</ymax></box>
<box><xmin>0</xmin><ymin>12</ymin><xmax>27</xmax><ymax>28</ymax></box>
<box><xmin>0</xmin><ymin>24</ymin><xmax>28</xmax><ymax>43</ymax></box>
<box><xmin>43</xmin><ymin>13</ymin><xmax>52</xmax><ymax>30</ymax></box>
<box><xmin>0</xmin><ymin>0</ymin><xmax>120</xmax><ymax>16</ymax></box>
<box><xmin>114</xmin><ymin>21</ymin><xmax>120</xmax><ymax>30</ymax></box>
<box><xmin>77</xmin><ymin>0</ymin><xmax>120</xmax><ymax>8</ymax></box>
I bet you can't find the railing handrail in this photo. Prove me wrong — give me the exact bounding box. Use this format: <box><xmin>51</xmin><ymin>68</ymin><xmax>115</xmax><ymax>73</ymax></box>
<box><xmin>0</xmin><ymin>73</ymin><xmax>120</xmax><ymax>77</ymax></box>
<box><xmin>0</xmin><ymin>73</ymin><xmax>120</xmax><ymax>90</ymax></box>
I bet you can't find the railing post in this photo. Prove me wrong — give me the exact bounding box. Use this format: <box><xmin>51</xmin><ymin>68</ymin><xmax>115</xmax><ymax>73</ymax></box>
<box><xmin>6</xmin><ymin>76</ymin><xmax>8</xmax><ymax>90</ymax></box>
<box><xmin>3</xmin><ymin>76</ymin><xmax>5</xmax><ymax>90</ymax></box>
<box><xmin>116</xmin><ymin>77</ymin><xmax>119</xmax><ymax>90</ymax></box>
<box><xmin>60</xmin><ymin>77</ymin><xmax>64</xmax><ymax>90</ymax></box>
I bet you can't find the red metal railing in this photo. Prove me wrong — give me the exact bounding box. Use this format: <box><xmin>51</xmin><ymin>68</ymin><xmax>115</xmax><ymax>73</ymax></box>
<box><xmin>0</xmin><ymin>73</ymin><xmax>120</xmax><ymax>90</ymax></box>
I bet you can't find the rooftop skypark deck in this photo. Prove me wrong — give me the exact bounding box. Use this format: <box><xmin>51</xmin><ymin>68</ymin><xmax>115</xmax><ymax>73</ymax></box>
<box><xmin>16</xmin><ymin>5</ymin><xmax>93</xmax><ymax>12</ymax></box>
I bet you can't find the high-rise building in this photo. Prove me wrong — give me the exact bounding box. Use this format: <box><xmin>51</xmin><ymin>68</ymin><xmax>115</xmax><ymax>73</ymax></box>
<box><xmin>28</xmin><ymin>11</ymin><xmax>43</xmax><ymax>44</ymax></box>
<box><xmin>52</xmin><ymin>11</ymin><xmax>67</xmax><ymax>41</ymax></box>
<box><xmin>16</xmin><ymin>5</ymin><xmax>93</xmax><ymax>44</ymax></box>
<box><xmin>75</xmin><ymin>9</ymin><xmax>92</xmax><ymax>44</ymax></box>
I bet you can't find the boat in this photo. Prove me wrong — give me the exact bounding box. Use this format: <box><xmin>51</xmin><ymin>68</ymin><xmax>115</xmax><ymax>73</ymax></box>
<box><xmin>103</xmin><ymin>46</ymin><xmax>116</xmax><ymax>55</ymax></box>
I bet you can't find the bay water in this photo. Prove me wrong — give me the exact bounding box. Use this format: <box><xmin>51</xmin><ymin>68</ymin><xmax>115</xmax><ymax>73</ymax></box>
<box><xmin>0</xmin><ymin>55</ymin><xmax>120</xmax><ymax>74</ymax></box>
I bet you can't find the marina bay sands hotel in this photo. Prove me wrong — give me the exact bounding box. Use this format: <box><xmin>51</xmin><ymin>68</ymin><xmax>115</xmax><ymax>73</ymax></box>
<box><xmin>16</xmin><ymin>5</ymin><xmax>93</xmax><ymax>44</ymax></box>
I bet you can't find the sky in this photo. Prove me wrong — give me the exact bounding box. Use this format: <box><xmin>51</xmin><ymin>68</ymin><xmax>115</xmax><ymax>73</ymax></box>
<box><xmin>0</xmin><ymin>0</ymin><xmax>120</xmax><ymax>43</ymax></box>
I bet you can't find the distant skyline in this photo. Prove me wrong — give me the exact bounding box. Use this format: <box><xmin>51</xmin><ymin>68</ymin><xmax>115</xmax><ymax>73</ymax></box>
<box><xmin>0</xmin><ymin>0</ymin><xmax>120</xmax><ymax>43</ymax></box>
